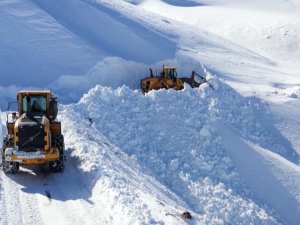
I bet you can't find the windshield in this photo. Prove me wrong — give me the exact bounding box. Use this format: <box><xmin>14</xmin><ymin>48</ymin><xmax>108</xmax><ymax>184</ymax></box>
<box><xmin>165</xmin><ymin>68</ymin><xmax>177</xmax><ymax>79</ymax></box>
<box><xmin>22</xmin><ymin>94</ymin><xmax>47</xmax><ymax>113</ymax></box>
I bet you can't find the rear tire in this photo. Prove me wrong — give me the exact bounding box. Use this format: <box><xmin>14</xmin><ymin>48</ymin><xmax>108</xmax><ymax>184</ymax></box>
<box><xmin>49</xmin><ymin>134</ymin><xmax>65</xmax><ymax>173</ymax></box>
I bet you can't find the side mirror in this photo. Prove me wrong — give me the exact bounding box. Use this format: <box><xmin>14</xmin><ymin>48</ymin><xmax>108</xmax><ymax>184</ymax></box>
<box><xmin>26</xmin><ymin>95</ymin><xmax>31</xmax><ymax>113</ymax></box>
<box><xmin>50</xmin><ymin>97</ymin><xmax>58</xmax><ymax>121</ymax></box>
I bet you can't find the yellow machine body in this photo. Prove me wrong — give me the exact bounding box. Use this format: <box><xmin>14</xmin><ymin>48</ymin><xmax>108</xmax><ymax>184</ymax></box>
<box><xmin>141</xmin><ymin>66</ymin><xmax>184</xmax><ymax>94</ymax></box>
<box><xmin>4</xmin><ymin>90</ymin><xmax>62</xmax><ymax>165</ymax></box>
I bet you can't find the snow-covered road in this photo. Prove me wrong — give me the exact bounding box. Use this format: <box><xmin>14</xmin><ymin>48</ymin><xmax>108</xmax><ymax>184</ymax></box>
<box><xmin>1</xmin><ymin>0</ymin><xmax>300</xmax><ymax>224</ymax></box>
<box><xmin>0</xmin><ymin>115</ymin><xmax>109</xmax><ymax>225</ymax></box>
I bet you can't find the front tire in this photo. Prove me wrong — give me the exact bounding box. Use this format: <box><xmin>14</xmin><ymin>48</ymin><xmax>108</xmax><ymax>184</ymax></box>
<box><xmin>3</xmin><ymin>161</ymin><xmax>18</xmax><ymax>174</ymax></box>
<box><xmin>2</xmin><ymin>136</ymin><xmax>19</xmax><ymax>174</ymax></box>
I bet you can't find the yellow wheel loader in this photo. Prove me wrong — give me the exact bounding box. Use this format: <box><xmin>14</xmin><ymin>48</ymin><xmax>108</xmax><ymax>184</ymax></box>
<box><xmin>140</xmin><ymin>66</ymin><xmax>213</xmax><ymax>94</ymax></box>
<box><xmin>140</xmin><ymin>66</ymin><xmax>184</xmax><ymax>94</ymax></box>
<box><xmin>1</xmin><ymin>90</ymin><xmax>65</xmax><ymax>174</ymax></box>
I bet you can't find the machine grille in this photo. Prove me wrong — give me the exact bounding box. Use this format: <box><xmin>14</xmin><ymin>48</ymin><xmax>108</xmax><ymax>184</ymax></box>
<box><xmin>17</xmin><ymin>118</ymin><xmax>46</xmax><ymax>151</ymax></box>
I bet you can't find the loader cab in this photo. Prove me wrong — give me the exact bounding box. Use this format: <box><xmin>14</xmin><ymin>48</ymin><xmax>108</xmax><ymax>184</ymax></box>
<box><xmin>16</xmin><ymin>90</ymin><xmax>58</xmax><ymax>121</ymax></box>
<box><xmin>163</xmin><ymin>66</ymin><xmax>178</xmax><ymax>80</ymax></box>
<box><xmin>17</xmin><ymin>91</ymin><xmax>51</xmax><ymax>118</ymax></box>
<box><xmin>22</xmin><ymin>94</ymin><xmax>47</xmax><ymax>115</ymax></box>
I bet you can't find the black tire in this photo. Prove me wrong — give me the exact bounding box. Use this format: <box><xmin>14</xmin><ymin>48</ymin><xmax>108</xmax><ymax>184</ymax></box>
<box><xmin>141</xmin><ymin>80</ymin><xmax>151</xmax><ymax>94</ymax></box>
<box><xmin>2</xmin><ymin>136</ymin><xmax>19</xmax><ymax>174</ymax></box>
<box><xmin>49</xmin><ymin>134</ymin><xmax>65</xmax><ymax>173</ymax></box>
<box><xmin>3</xmin><ymin>161</ymin><xmax>18</xmax><ymax>174</ymax></box>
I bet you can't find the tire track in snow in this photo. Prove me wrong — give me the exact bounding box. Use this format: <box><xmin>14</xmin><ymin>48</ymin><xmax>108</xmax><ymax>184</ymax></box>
<box><xmin>63</xmin><ymin>158</ymin><xmax>110</xmax><ymax>225</ymax></box>
<box><xmin>0</xmin><ymin>171</ymin><xmax>23</xmax><ymax>225</ymax></box>
<box><xmin>0</xmin><ymin>173</ymin><xmax>8</xmax><ymax>225</ymax></box>
<box><xmin>0</xmin><ymin>116</ymin><xmax>108</xmax><ymax>225</ymax></box>
<box><xmin>0</xmin><ymin>117</ymin><xmax>7</xmax><ymax>224</ymax></box>
<box><xmin>17</xmin><ymin>175</ymin><xmax>43</xmax><ymax>225</ymax></box>
<box><xmin>43</xmin><ymin>177</ymin><xmax>104</xmax><ymax>224</ymax></box>
<box><xmin>1</xmin><ymin>168</ymin><xmax>45</xmax><ymax>225</ymax></box>
<box><xmin>31</xmin><ymin>153</ymin><xmax>109</xmax><ymax>225</ymax></box>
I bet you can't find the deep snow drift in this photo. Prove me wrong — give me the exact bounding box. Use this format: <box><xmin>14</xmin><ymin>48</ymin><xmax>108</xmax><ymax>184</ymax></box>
<box><xmin>2</xmin><ymin>80</ymin><xmax>294</xmax><ymax>224</ymax></box>
<box><xmin>68</xmin><ymin>76</ymin><xmax>299</xmax><ymax>224</ymax></box>
<box><xmin>1</xmin><ymin>0</ymin><xmax>300</xmax><ymax>224</ymax></box>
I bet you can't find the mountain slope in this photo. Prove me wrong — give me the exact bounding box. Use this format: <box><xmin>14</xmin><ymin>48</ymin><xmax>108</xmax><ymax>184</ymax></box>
<box><xmin>0</xmin><ymin>0</ymin><xmax>175</xmax><ymax>88</ymax></box>
<box><xmin>0</xmin><ymin>0</ymin><xmax>300</xmax><ymax>224</ymax></box>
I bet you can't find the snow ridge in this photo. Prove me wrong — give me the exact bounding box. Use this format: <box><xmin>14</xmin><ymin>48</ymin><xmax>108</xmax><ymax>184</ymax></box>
<box><xmin>65</xmin><ymin>77</ymin><xmax>292</xmax><ymax>223</ymax></box>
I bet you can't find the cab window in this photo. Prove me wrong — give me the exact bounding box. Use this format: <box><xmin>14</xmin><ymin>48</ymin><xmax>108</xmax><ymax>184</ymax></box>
<box><xmin>165</xmin><ymin>69</ymin><xmax>177</xmax><ymax>79</ymax></box>
<box><xmin>22</xmin><ymin>94</ymin><xmax>47</xmax><ymax>113</ymax></box>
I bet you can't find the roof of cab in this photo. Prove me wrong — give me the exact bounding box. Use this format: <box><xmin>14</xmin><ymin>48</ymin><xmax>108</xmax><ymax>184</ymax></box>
<box><xmin>18</xmin><ymin>90</ymin><xmax>51</xmax><ymax>95</ymax></box>
<box><xmin>163</xmin><ymin>66</ymin><xmax>176</xmax><ymax>69</ymax></box>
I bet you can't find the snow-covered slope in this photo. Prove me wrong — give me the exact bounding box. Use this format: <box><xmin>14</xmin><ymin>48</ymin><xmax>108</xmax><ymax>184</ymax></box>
<box><xmin>71</xmin><ymin>77</ymin><xmax>300</xmax><ymax>224</ymax></box>
<box><xmin>0</xmin><ymin>0</ymin><xmax>175</xmax><ymax>98</ymax></box>
<box><xmin>139</xmin><ymin>0</ymin><xmax>300</xmax><ymax>68</ymax></box>
<box><xmin>1</xmin><ymin>81</ymin><xmax>295</xmax><ymax>224</ymax></box>
<box><xmin>1</xmin><ymin>0</ymin><xmax>300</xmax><ymax>224</ymax></box>
<box><xmin>3</xmin><ymin>0</ymin><xmax>299</xmax><ymax>105</ymax></box>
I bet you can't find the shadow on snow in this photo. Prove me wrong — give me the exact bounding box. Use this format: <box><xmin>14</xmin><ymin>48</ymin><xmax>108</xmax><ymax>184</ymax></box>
<box><xmin>6</xmin><ymin>148</ymin><xmax>97</xmax><ymax>203</ymax></box>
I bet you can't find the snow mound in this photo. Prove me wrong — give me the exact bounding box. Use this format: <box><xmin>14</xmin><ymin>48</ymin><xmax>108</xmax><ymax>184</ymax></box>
<box><xmin>161</xmin><ymin>0</ymin><xmax>204</xmax><ymax>7</ymax></box>
<box><xmin>60</xmin><ymin>108</ymin><xmax>189</xmax><ymax>225</ymax></box>
<box><xmin>64</xmin><ymin>76</ymin><xmax>296</xmax><ymax>223</ymax></box>
<box><xmin>284</xmin><ymin>86</ymin><xmax>300</xmax><ymax>98</ymax></box>
<box><xmin>49</xmin><ymin>54</ymin><xmax>203</xmax><ymax>103</ymax></box>
<box><xmin>123</xmin><ymin>0</ymin><xmax>143</xmax><ymax>5</ymax></box>
<box><xmin>50</xmin><ymin>57</ymin><xmax>148</xmax><ymax>103</ymax></box>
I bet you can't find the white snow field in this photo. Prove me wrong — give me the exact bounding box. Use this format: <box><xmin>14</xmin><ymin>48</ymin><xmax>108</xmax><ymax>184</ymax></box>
<box><xmin>1</xmin><ymin>0</ymin><xmax>300</xmax><ymax>224</ymax></box>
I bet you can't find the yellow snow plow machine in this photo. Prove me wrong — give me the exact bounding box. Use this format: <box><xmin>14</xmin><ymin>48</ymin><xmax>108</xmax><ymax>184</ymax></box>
<box><xmin>140</xmin><ymin>66</ymin><xmax>184</xmax><ymax>94</ymax></box>
<box><xmin>140</xmin><ymin>65</ymin><xmax>213</xmax><ymax>94</ymax></box>
<box><xmin>1</xmin><ymin>90</ymin><xmax>65</xmax><ymax>174</ymax></box>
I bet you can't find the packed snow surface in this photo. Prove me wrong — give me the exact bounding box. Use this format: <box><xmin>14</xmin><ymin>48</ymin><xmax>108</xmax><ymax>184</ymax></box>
<box><xmin>1</xmin><ymin>0</ymin><xmax>300</xmax><ymax>224</ymax></box>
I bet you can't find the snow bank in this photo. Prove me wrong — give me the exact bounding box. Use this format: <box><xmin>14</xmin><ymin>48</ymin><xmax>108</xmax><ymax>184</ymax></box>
<box><xmin>50</xmin><ymin>57</ymin><xmax>148</xmax><ymax>103</ymax></box>
<box><xmin>0</xmin><ymin>54</ymin><xmax>184</xmax><ymax>108</ymax></box>
<box><xmin>60</xmin><ymin>107</ymin><xmax>192</xmax><ymax>225</ymax></box>
<box><xmin>123</xmin><ymin>0</ymin><xmax>143</xmax><ymax>4</ymax></box>
<box><xmin>218</xmin><ymin>123</ymin><xmax>300</xmax><ymax>225</ymax></box>
<box><xmin>284</xmin><ymin>86</ymin><xmax>300</xmax><ymax>98</ymax></box>
<box><xmin>65</xmin><ymin>76</ymin><xmax>293</xmax><ymax>223</ymax></box>
<box><xmin>49</xmin><ymin>53</ymin><xmax>202</xmax><ymax>103</ymax></box>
